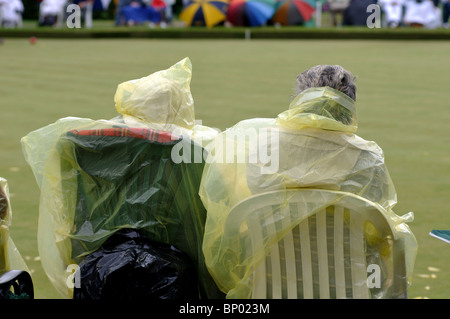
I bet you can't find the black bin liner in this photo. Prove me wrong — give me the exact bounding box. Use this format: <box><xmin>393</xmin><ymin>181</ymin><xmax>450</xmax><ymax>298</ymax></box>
<box><xmin>73</xmin><ymin>229</ymin><xmax>199</xmax><ymax>299</ymax></box>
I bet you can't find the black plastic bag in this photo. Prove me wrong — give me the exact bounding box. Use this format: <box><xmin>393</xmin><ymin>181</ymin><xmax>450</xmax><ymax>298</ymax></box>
<box><xmin>73</xmin><ymin>229</ymin><xmax>199</xmax><ymax>299</ymax></box>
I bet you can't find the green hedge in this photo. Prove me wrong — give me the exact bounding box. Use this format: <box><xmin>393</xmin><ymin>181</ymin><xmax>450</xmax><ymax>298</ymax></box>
<box><xmin>1</xmin><ymin>24</ymin><xmax>450</xmax><ymax>40</ymax></box>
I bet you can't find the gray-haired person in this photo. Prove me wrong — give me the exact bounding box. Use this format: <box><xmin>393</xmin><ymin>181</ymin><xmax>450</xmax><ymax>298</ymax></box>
<box><xmin>201</xmin><ymin>63</ymin><xmax>397</xmax><ymax>213</ymax></box>
<box><xmin>199</xmin><ymin>65</ymin><xmax>416</xmax><ymax>298</ymax></box>
<box><xmin>291</xmin><ymin>64</ymin><xmax>357</xmax><ymax>125</ymax></box>
<box><xmin>295</xmin><ymin>64</ymin><xmax>357</xmax><ymax>100</ymax></box>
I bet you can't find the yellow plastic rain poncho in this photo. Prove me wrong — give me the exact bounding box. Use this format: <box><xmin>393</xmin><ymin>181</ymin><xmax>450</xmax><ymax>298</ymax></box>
<box><xmin>0</xmin><ymin>177</ymin><xmax>30</xmax><ymax>275</ymax></box>
<box><xmin>21</xmin><ymin>58</ymin><xmax>221</xmax><ymax>298</ymax></box>
<box><xmin>200</xmin><ymin>86</ymin><xmax>418</xmax><ymax>298</ymax></box>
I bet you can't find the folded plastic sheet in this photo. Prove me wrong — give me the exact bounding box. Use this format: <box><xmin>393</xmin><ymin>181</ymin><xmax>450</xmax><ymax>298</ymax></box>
<box><xmin>0</xmin><ymin>177</ymin><xmax>30</xmax><ymax>275</ymax></box>
<box><xmin>21</xmin><ymin>58</ymin><xmax>221</xmax><ymax>298</ymax></box>
<box><xmin>114</xmin><ymin>57</ymin><xmax>196</xmax><ymax>131</ymax></box>
<box><xmin>200</xmin><ymin>87</ymin><xmax>417</xmax><ymax>298</ymax></box>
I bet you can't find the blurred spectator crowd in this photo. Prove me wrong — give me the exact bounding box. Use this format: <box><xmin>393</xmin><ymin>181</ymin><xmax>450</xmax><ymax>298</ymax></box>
<box><xmin>114</xmin><ymin>0</ymin><xmax>173</xmax><ymax>27</ymax></box>
<box><xmin>329</xmin><ymin>0</ymin><xmax>449</xmax><ymax>28</ymax></box>
<box><xmin>1</xmin><ymin>0</ymin><xmax>449</xmax><ymax>29</ymax></box>
<box><xmin>0</xmin><ymin>0</ymin><xmax>173</xmax><ymax>28</ymax></box>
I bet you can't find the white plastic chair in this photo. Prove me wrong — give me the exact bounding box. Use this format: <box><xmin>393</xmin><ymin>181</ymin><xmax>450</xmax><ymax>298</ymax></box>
<box><xmin>225</xmin><ymin>189</ymin><xmax>409</xmax><ymax>299</ymax></box>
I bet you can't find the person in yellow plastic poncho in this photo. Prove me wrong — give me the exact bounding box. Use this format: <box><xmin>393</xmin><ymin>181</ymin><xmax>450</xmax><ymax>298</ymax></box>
<box><xmin>22</xmin><ymin>57</ymin><xmax>223</xmax><ymax>299</ymax></box>
<box><xmin>0</xmin><ymin>177</ymin><xmax>30</xmax><ymax>276</ymax></box>
<box><xmin>200</xmin><ymin>65</ymin><xmax>417</xmax><ymax>298</ymax></box>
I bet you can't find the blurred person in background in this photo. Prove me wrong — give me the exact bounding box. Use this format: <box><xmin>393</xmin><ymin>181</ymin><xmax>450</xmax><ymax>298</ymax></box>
<box><xmin>114</xmin><ymin>0</ymin><xmax>145</xmax><ymax>25</ymax></box>
<box><xmin>115</xmin><ymin>0</ymin><xmax>165</xmax><ymax>26</ymax></box>
<box><xmin>0</xmin><ymin>0</ymin><xmax>24</xmax><ymax>28</ymax></box>
<box><xmin>403</xmin><ymin>0</ymin><xmax>441</xmax><ymax>28</ymax></box>
<box><xmin>326</xmin><ymin>0</ymin><xmax>350</xmax><ymax>26</ymax></box>
<box><xmin>342</xmin><ymin>0</ymin><xmax>377</xmax><ymax>26</ymax></box>
<box><xmin>147</xmin><ymin>0</ymin><xmax>167</xmax><ymax>28</ymax></box>
<box><xmin>70</xmin><ymin>0</ymin><xmax>95</xmax><ymax>28</ymax></box>
<box><xmin>163</xmin><ymin>0</ymin><xmax>174</xmax><ymax>24</ymax></box>
<box><xmin>443</xmin><ymin>0</ymin><xmax>449</xmax><ymax>28</ymax></box>
<box><xmin>379</xmin><ymin>0</ymin><xmax>405</xmax><ymax>27</ymax></box>
<box><xmin>39</xmin><ymin>0</ymin><xmax>67</xmax><ymax>26</ymax></box>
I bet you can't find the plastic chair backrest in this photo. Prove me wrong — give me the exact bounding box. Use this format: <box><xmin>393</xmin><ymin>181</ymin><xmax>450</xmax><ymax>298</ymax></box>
<box><xmin>59</xmin><ymin>127</ymin><xmax>221</xmax><ymax>298</ymax></box>
<box><xmin>61</xmin><ymin>128</ymin><xmax>203</xmax><ymax>258</ymax></box>
<box><xmin>225</xmin><ymin>189</ymin><xmax>407</xmax><ymax>299</ymax></box>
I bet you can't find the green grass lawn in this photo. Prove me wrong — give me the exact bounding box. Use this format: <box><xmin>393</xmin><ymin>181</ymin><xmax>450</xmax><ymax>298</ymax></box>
<box><xmin>1</xmin><ymin>38</ymin><xmax>449</xmax><ymax>299</ymax></box>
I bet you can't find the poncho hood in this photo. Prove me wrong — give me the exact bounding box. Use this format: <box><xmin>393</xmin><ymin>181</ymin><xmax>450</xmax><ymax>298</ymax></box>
<box><xmin>114</xmin><ymin>57</ymin><xmax>195</xmax><ymax>130</ymax></box>
<box><xmin>276</xmin><ymin>86</ymin><xmax>358</xmax><ymax>133</ymax></box>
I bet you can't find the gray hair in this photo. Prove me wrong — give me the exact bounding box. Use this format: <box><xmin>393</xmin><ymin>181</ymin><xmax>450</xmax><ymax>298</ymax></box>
<box><xmin>295</xmin><ymin>65</ymin><xmax>357</xmax><ymax>101</ymax></box>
